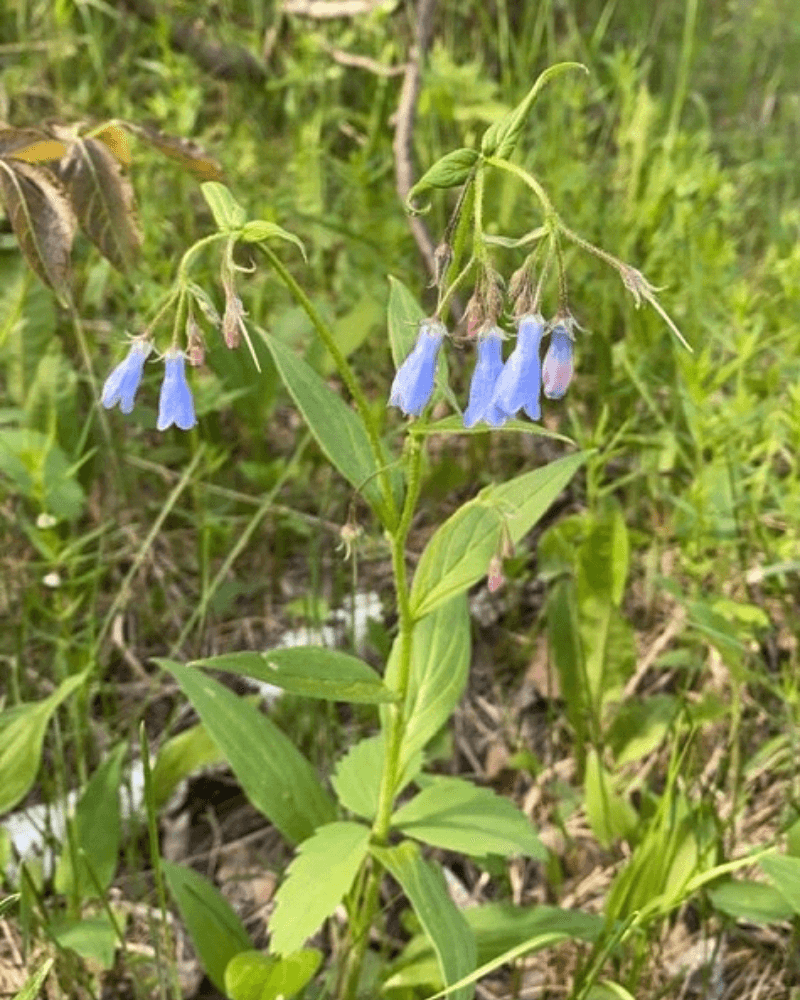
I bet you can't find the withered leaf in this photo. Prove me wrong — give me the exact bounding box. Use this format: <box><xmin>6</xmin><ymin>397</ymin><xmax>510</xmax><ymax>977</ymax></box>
<box><xmin>91</xmin><ymin>122</ymin><xmax>132</xmax><ymax>168</ymax></box>
<box><xmin>0</xmin><ymin>158</ymin><xmax>76</xmax><ymax>295</ymax></box>
<box><xmin>0</xmin><ymin>126</ymin><xmax>67</xmax><ymax>163</ymax></box>
<box><xmin>121</xmin><ymin>121</ymin><xmax>224</xmax><ymax>182</ymax></box>
<box><xmin>57</xmin><ymin>137</ymin><xmax>142</xmax><ymax>272</ymax></box>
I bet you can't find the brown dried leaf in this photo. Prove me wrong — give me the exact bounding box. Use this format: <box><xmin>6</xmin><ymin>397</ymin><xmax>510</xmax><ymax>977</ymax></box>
<box><xmin>0</xmin><ymin>158</ymin><xmax>76</xmax><ymax>294</ymax></box>
<box><xmin>91</xmin><ymin>122</ymin><xmax>132</xmax><ymax>167</ymax></box>
<box><xmin>0</xmin><ymin>126</ymin><xmax>66</xmax><ymax>163</ymax></box>
<box><xmin>122</xmin><ymin>121</ymin><xmax>224</xmax><ymax>182</ymax></box>
<box><xmin>57</xmin><ymin>137</ymin><xmax>142</xmax><ymax>272</ymax></box>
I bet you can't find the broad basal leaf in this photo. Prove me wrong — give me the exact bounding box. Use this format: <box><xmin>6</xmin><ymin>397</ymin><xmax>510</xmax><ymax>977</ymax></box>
<box><xmin>269</xmin><ymin>821</ymin><xmax>370</xmax><ymax>956</ymax></box>
<box><xmin>190</xmin><ymin>647</ymin><xmax>397</xmax><ymax>704</ymax></box>
<box><xmin>0</xmin><ymin>158</ymin><xmax>76</xmax><ymax>294</ymax></box>
<box><xmin>55</xmin><ymin>742</ymin><xmax>127</xmax><ymax>898</ymax></box>
<box><xmin>382</xmin><ymin>595</ymin><xmax>471</xmax><ymax>773</ymax></box>
<box><xmin>163</xmin><ymin>860</ymin><xmax>252</xmax><ymax>993</ymax></box>
<box><xmin>225</xmin><ymin>949</ymin><xmax>322</xmax><ymax>1000</ymax></box>
<box><xmin>0</xmin><ymin>672</ymin><xmax>86</xmax><ymax>815</ymax></box>
<box><xmin>57</xmin><ymin>137</ymin><xmax>141</xmax><ymax>271</ymax></box>
<box><xmin>392</xmin><ymin>776</ymin><xmax>546</xmax><ymax>859</ymax></box>
<box><xmin>161</xmin><ymin>661</ymin><xmax>335</xmax><ymax>844</ymax></box>
<box><xmin>371</xmin><ymin>841</ymin><xmax>476</xmax><ymax>1000</ymax></box>
<box><xmin>151</xmin><ymin>721</ymin><xmax>225</xmax><ymax>810</ymax></box>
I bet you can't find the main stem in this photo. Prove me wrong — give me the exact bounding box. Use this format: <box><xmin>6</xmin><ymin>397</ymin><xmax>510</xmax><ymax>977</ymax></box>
<box><xmin>341</xmin><ymin>436</ymin><xmax>424</xmax><ymax>999</ymax></box>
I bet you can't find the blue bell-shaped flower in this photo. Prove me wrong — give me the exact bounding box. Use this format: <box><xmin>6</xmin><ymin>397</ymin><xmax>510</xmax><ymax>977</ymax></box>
<box><xmin>157</xmin><ymin>350</ymin><xmax>197</xmax><ymax>431</ymax></box>
<box><xmin>490</xmin><ymin>314</ymin><xmax>545</xmax><ymax>421</ymax></box>
<box><xmin>542</xmin><ymin>323</ymin><xmax>574</xmax><ymax>399</ymax></box>
<box><xmin>388</xmin><ymin>320</ymin><xmax>446</xmax><ymax>417</ymax></box>
<box><xmin>463</xmin><ymin>328</ymin><xmax>508</xmax><ymax>428</ymax></box>
<box><xmin>101</xmin><ymin>339</ymin><xmax>151</xmax><ymax>415</ymax></box>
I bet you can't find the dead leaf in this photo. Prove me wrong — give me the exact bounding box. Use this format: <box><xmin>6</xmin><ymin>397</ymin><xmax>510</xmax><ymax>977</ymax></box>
<box><xmin>91</xmin><ymin>121</ymin><xmax>132</xmax><ymax>167</ymax></box>
<box><xmin>57</xmin><ymin>137</ymin><xmax>142</xmax><ymax>272</ymax></box>
<box><xmin>122</xmin><ymin>121</ymin><xmax>224</xmax><ymax>182</ymax></box>
<box><xmin>0</xmin><ymin>126</ymin><xmax>66</xmax><ymax>163</ymax></box>
<box><xmin>0</xmin><ymin>158</ymin><xmax>76</xmax><ymax>294</ymax></box>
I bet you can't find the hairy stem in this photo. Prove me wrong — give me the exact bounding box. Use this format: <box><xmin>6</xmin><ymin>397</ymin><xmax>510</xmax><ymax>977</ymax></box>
<box><xmin>341</xmin><ymin>435</ymin><xmax>424</xmax><ymax>999</ymax></box>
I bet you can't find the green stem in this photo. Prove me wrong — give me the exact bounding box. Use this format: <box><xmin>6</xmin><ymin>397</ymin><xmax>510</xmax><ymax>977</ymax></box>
<box><xmin>256</xmin><ymin>242</ymin><xmax>398</xmax><ymax>529</ymax></box>
<box><xmin>484</xmin><ymin>155</ymin><xmax>557</xmax><ymax>221</ymax></box>
<box><xmin>341</xmin><ymin>436</ymin><xmax>424</xmax><ymax>1000</ymax></box>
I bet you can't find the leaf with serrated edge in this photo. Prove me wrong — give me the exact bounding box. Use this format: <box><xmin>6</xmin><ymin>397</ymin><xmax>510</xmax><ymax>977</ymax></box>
<box><xmin>332</xmin><ymin>733</ymin><xmax>422</xmax><ymax>820</ymax></box>
<box><xmin>57</xmin><ymin>137</ymin><xmax>141</xmax><ymax>271</ymax></box>
<box><xmin>270</xmin><ymin>822</ymin><xmax>370</xmax><ymax>956</ymax></box>
<box><xmin>0</xmin><ymin>159</ymin><xmax>76</xmax><ymax>293</ymax></box>
<box><xmin>392</xmin><ymin>776</ymin><xmax>546</xmax><ymax>859</ymax></box>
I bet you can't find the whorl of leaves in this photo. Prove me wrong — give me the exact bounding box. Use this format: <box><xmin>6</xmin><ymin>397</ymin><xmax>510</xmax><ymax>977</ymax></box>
<box><xmin>0</xmin><ymin>120</ymin><xmax>223</xmax><ymax>297</ymax></box>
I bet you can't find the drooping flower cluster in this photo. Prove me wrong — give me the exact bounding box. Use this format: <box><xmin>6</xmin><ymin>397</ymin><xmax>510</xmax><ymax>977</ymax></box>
<box><xmin>389</xmin><ymin>313</ymin><xmax>575</xmax><ymax>425</ymax></box>
<box><xmin>101</xmin><ymin>340</ymin><xmax>197</xmax><ymax>431</ymax></box>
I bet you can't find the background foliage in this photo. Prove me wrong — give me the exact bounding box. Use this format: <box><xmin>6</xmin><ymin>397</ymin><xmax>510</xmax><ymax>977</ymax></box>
<box><xmin>0</xmin><ymin>0</ymin><xmax>799</xmax><ymax>998</ymax></box>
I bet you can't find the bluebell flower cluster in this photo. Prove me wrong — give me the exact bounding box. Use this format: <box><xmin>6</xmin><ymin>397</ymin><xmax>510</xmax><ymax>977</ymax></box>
<box><xmin>388</xmin><ymin>314</ymin><xmax>575</xmax><ymax>425</ymax></box>
<box><xmin>101</xmin><ymin>341</ymin><xmax>197</xmax><ymax>431</ymax></box>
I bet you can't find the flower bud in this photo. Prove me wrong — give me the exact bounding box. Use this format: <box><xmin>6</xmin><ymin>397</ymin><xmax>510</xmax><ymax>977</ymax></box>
<box><xmin>542</xmin><ymin>323</ymin><xmax>574</xmax><ymax>399</ymax></box>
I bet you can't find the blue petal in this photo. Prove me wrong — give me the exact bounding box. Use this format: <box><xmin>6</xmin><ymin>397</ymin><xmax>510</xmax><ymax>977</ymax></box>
<box><xmin>463</xmin><ymin>330</ymin><xmax>507</xmax><ymax>428</ymax></box>
<box><xmin>388</xmin><ymin>321</ymin><xmax>445</xmax><ymax>417</ymax></box>
<box><xmin>157</xmin><ymin>352</ymin><xmax>197</xmax><ymax>431</ymax></box>
<box><xmin>101</xmin><ymin>341</ymin><xmax>151</xmax><ymax>414</ymax></box>
<box><xmin>542</xmin><ymin>326</ymin><xmax>574</xmax><ymax>399</ymax></box>
<box><xmin>490</xmin><ymin>314</ymin><xmax>544</xmax><ymax>421</ymax></box>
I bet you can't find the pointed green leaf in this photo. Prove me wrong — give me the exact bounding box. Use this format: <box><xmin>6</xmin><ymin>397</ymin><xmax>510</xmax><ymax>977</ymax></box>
<box><xmin>760</xmin><ymin>853</ymin><xmax>800</xmax><ymax>916</ymax></box>
<box><xmin>392</xmin><ymin>777</ymin><xmax>545</xmax><ymax>859</ymax></box>
<box><xmin>371</xmin><ymin>841</ymin><xmax>476</xmax><ymax>1000</ymax></box>
<box><xmin>51</xmin><ymin>914</ymin><xmax>118</xmax><ymax>969</ymax></box>
<box><xmin>151</xmin><ymin>721</ymin><xmax>226</xmax><ymax>810</ymax></box>
<box><xmin>11</xmin><ymin>958</ymin><xmax>54</xmax><ymax>1000</ymax></box>
<box><xmin>160</xmin><ymin>661</ymin><xmax>335</xmax><ymax>844</ymax></box>
<box><xmin>481</xmin><ymin>62</ymin><xmax>587</xmax><ymax>159</ymax></box>
<box><xmin>225</xmin><ymin>949</ymin><xmax>322</xmax><ymax>1000</ymax></box>
<box><xmin>201</xmin><ymin>181</ymin><xmax>246</xmax><ymax>230</ymax></box>
<box><xmin>476</xmin><ymin>450</ymin><xmax>589</xmax><ymax>546</ymax></box>
<box><xmin>382</xmin><ymin>595</ymin><xmax>471</xmax><ymax>772</ymax></box>
<box><xmin>239</xmin><ymin>220</ymin><xmax>306</xmax><ymax>259</ymax></box>
<box><xmin>387</xmin><ymin>275</ymin><xmax>425</xmax><ymax>369</ymax></box>
<box><xmin>708</xmin><ymin>879</ymin><xmax>795</xmax><ymax>923</ymax></box>
<box><xmin>0</xmin><ymin>672</ymin><xmax>86</xmax><ymax>814</ymax></box>
<box><xmin>270</xmin><ymin>821</ymin><xmax>370</xmax><ymax>956</ymax></box>
<box><xmin>262</xmin><ymin>332</ymin><xmax>392</xmax><ymax>522</ymax></box>
<box><xmin>410</xmin><ymin>504</ymin><xmax>503</xmax><ymax>620</ymax></box>
<box><xmin>163</xmin><ymin>860</ymin><xmax>252</xmax><ymax>993</ymax></box>
<box><xmin>190</xmin><ymin>647</ymin><xmax>397</xmax><ymax>704</ymax></box>
<box><xmin>409</xmin><ymin>414</ymin><xmax>572</xmax><ymax>441</ymax></box>
<box><xmin>584</xmin><ymin>748</ymin><xmax>638</xmax><ymax>849</ymax></box>
<box><xmin>406</xmin><ymin>147</ymin><xmax>478</xmax><ymax>207</ymax></box>
<box><xmin>55</xmin><ymin>743</ymin><xmax>126</xmax><ymax>898</ymax></box>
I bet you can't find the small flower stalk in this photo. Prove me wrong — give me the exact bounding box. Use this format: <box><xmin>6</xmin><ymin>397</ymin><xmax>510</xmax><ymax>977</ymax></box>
<box><xmin>101</xmin><ymin>339</ymin><xmax>152</xmax><ymax>414</ymax></box>
<box><xmin>389</xmin><ymin>320</ymin><xmax>446</xmax><ymax>417</ymax></box>
<box><xmin>157</xmin><ymin>350</ymin><xmax>197</xmax><ymax>431</ymax></box>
